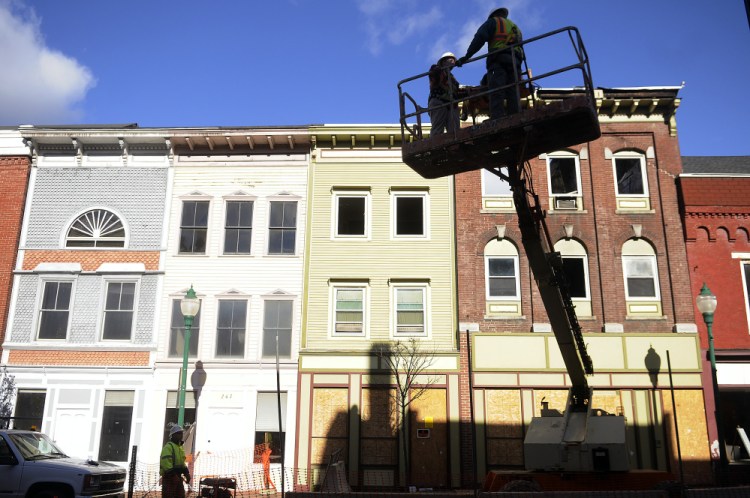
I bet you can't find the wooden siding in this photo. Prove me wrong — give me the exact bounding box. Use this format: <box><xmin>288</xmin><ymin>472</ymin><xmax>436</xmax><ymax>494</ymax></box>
<box><xmin>304</xmin><ymin>144</ymin><xmax>456</xmax><ymax>352</ymax></box>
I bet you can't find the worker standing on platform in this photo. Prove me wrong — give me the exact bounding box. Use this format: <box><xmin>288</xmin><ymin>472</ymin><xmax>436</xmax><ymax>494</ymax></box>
<box><xmin>428</xmin><ymin>52</ymin><xmax>461</xmax><ymax>134</ymax></box>
<box><xmin>160</xmin><ymin>425</ymin><xmax>190</xmax><ymax>498</ymax></box>
<box><xmin>457</xmin><ymin>7</ymin><xmax>523</xmax><ymax>120</ymax></box>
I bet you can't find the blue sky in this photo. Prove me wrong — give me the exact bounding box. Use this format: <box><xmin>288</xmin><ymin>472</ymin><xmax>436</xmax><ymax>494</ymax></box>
<box><xmin>0</xmin><ymin>0</ymin><xmax>748</xmax><ymax>156</ymax></box>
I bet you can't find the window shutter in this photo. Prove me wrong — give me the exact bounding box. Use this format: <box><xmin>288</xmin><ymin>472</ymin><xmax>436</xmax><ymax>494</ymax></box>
<box><xmin>255</xmin><ymin>392</ymin><xmax>287</xmax><ymax>432</ymax></box>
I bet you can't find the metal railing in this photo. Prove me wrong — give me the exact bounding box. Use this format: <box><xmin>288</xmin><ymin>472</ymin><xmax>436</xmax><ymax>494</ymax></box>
<box><xmin>397</xmin><ymin>26</ymin><xmax>596</xmax><ymax>143</ymax></box>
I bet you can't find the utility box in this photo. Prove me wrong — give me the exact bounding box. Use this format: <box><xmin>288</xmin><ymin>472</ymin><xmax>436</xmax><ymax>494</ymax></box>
<box><xmin>524</xmin><ymin>414</ymin><xmax>628</xmax><ymax>472</ymax></box>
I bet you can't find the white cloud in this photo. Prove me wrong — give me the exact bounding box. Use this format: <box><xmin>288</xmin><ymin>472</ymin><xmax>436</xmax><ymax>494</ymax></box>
<box><xmin>358</xmin><ymin>1</ymin><xmax>444</xmax><ymax>56</ymax></box>
<box><xmin>0</xmin><ymin>1</ymin><xmax>95</xmax><ymax>124</ymax></box>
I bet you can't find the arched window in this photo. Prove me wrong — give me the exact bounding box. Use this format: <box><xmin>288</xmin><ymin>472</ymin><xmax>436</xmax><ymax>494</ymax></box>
<box><xmin>554</xmin><ymin>239</ymin><xmax>591</xmax><ymax>316</ymax></box>
<box><xmin>66</xmin><ymin>209</ymin><xmax>126</xmax><ymax>248</ymax></box>
<box><xmin>621</xmin><ymin>239</ymin><xmax>659</xmax><ymax>300</ymax></box>
<box><xmin>485</xmin><ymin>239</ymin><xmax>520</xmax><ymax>300</ymax></box>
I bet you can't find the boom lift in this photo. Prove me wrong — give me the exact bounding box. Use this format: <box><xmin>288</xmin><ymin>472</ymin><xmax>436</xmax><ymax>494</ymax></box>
<box><xmin>397</xmin><ymin>27</ymin><xmax>627</xmax><ymax>473</ymax></box>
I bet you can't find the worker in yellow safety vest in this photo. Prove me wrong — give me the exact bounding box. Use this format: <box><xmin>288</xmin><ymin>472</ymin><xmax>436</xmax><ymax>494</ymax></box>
<box><xmin>457</xmin><ymin>7</ymin><xmax>524</xmax><ymax>119</ymax></box>
<box><xmin>160</xmin><ymin>424</ymin><xmax>190</xmax><ymax>498</ymax></box>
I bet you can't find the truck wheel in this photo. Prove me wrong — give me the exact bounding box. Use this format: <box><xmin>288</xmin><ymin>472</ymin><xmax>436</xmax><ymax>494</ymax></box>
<box><xmin>30</xmin><ymin>489</ymin><xmax>71</xmax><ymax>498</ymax></box>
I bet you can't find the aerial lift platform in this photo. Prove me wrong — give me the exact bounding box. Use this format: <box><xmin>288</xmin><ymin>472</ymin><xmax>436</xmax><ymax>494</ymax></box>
<box><xmin>397</xmin><ymin>27</ymin><xmax>628</xmax><ymax>477</ymax></box>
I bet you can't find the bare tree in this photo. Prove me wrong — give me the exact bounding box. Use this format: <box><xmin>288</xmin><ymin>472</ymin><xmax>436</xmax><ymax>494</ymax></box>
<box><xmin>0</xmin><ymin>365</ymin><xmax>16</xmax><ymax>429</ymax></box>
<box><xmin>375</xmin><ymin>339</ymin><xmax>438</xmax><ymax>487</ymax></box>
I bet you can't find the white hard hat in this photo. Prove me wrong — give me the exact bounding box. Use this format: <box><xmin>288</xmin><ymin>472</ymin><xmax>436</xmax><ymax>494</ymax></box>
<box><xmin>169</xmin><ymin>424</ymin><xmax>184</xmax><ymax>436</ymax></box>
<box><xmin>438</xmin><ymin>52</ymin><xmax>456</xmax><ymax>63</ymax></box>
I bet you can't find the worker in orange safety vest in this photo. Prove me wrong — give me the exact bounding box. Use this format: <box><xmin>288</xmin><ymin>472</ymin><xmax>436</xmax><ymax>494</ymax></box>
<box><xmin>457</xmin><ymin>7</ymin><xmax>524</xmax><ymax>120</ymax></box>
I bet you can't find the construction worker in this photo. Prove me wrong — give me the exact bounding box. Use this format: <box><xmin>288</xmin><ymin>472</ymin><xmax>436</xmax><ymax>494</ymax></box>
<box><xmin>457</xmin><ymin>7</ymin><xmax>523</xmax><ymax>120</ymax></box>
<box><xmin>160</xmin><ymin>424</ymin><xmax>190</xmax><ymax>498</ymax></box>
<box><xmin>428</xmin><ymin>52</ymin><xmax>461</xmax><ymax>134</ymax></box>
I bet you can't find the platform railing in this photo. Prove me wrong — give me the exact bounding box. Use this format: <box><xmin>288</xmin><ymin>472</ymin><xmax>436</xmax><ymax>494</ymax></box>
<box><xmin>397</xmin><ymin>26</ymin><xmax>596</xmax><ymax>144</ymax></box>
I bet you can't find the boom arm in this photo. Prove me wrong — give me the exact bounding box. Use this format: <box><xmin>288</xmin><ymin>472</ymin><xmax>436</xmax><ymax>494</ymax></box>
<box><xmin>491</xmin><ymin>164</ymin><xmax>593</xmax><ymax>411</ymax></box>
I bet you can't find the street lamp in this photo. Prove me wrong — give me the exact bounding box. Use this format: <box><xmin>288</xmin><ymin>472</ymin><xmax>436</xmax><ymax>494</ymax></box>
<box><xmin>178</xmin><ymin>285</ymin><xmax>200</xmax><ymax>427</ymax></box>
<box><xmin>696</xmin><ymin>283</ymin><xmax>727</xmax><ymax>467</ymax></box>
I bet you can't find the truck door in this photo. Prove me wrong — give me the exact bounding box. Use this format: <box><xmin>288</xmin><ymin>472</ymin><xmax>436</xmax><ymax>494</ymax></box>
<box><xmin>0</xmin><ymin>435</ymin><xmax>23</xmax><ymax>498</ymax></box>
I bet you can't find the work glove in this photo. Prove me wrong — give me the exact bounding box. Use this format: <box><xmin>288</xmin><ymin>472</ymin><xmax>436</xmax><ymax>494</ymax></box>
<box><xmin>456</xmin><ymin>56</ymin><xmax>469</xmax><ymax>67</ymax></box>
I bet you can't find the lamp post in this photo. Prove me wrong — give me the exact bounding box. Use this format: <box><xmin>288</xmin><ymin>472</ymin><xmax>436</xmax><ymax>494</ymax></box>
<box><xmin>178</xmin><ymin>286</ymin><xmax>200</xmax><ymax>427</ymax></box>
<box><xmin>696</xmin><ymin>283</ymin><xmax>727</xmax><ymax>467</ymax></box>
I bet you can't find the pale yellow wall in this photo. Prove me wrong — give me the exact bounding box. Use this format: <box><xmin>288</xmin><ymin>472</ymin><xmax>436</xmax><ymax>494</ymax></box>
<box><xmin>303</xmin><ymin>126</ymin><xmax>456</xmax><ymax>354</ymax></box>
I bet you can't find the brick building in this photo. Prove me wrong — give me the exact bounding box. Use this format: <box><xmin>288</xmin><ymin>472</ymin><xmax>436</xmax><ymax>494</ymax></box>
<box><xmin>0</xmin><ymin>130</ymin><xmax>31</xmax><ymax>356</ymax></box>
<box><xmin>455</xmin><ymin>87</ymin><xmax>712</xmax><ymax>485</ymax></box>
<box><xmin>679</xmin><ymin>156</ymin><xmax>750</xmax><ymax>463</ymax></box>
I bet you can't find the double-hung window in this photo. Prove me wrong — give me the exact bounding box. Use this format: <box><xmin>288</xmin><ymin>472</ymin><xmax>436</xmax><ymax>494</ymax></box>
<box><xmin>268</xmin><ymin>201</ymin><xmax>297</xmax><ymax>255</ymax></box>
<box><xmin>180</xmin><ymin>200</ymin><xmax>209</xmax><ymax>254</ymax></box>
<box><xmin>262</xmin><ymin>300</ymin><xmax>293</xmax><ymax>358</ymax></box>
<box><xmin>547</xmin><ymin>153</ymin><xmax>581</xmax><ymax>211</ymax></box>
<box><xmin>216</xmin><ymin>300</ymin><xmax>247</xmax><ymax>358</ymax></box>
<box><xmin>224</xmin><ymin>200</ymin><xmax>253</xmax><ymax>254</ymax></box>
<box><xmin>485</xmin><ymin>257</ymin><xmax>520</xmax><ymax>298</ymax></box>
<box><xmin>622</xmin><ymin>256</ymin><xmax>658</xmax><ymax>298</ymax></box>
<box><xmin>333</xmin><ymin>287</ymin><xmax>365</xmax><ymax>336</ymax></box>
<box><xmin>38</xmin><ymin>281</ymin><xmax>73</xmax><ymax>340</ymax></box>
<box><xmin>102</xmin><ymin>282</ymin><xmax>136</xmax><ymax>340</ymax></box>
<box><xmin>484</xmin><ymin>238</ymin><xmax>522</xmax><ymax>316</ymax></box>
<box><xmin>168</xmin><ymin>299</ymin><xmax>201</xmax><ymax>357</ymax></box>
<box><xmin>613</xmin><ymin>152</ymin><xmax>650</xmax><ymax>211</ymax></box>
<box><xmin>554</xmin><ymin>239</ymin><xmax>592</xmax><ymax>317</ymax></box>
<box><xmin>394</xmin><ymin>286</ymin><xmax>427</xmax><ymax>336</ymax></box>
<box><xmin>481</xmin><ymin>167</ymin><xmax>514</xmax><ymax>210</ymax></box>
<box><xmin>392</xmin><ymin>191</ymin><xmax>429</xmax><ymax>238</ymax></box>
<box><xmin>334</xmin><ymin>191</ymin><xmax>369</xmax><ymax>238</ymax></box>
<box><xmin>621</xmin><ymin>238</ymin><xmax>662</xmax><ymax>317</ymax></box>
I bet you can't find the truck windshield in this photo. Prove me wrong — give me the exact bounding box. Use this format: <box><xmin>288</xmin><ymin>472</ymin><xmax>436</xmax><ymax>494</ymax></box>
<box><xmin>9</xmin><ymin>432</ymin><xmax>67</xmax><ymax>460</ymax></box>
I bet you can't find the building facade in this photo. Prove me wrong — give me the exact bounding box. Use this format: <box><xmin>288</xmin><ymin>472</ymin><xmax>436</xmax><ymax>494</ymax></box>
<box><xmin>294</xmin><ymin>125</ymin><xmax>459</xmax><ymax>489</ymax></box>
<box><xmin>455</xmin><ymin>88</ymin><xmax>713</xmax><ymax>485</ymax></box>
<box><xmin>3</xmin><ymin>126</ymin><xmax>170</xmax><ymax>462</ymax></box>
<box><xmin>679</xmin><ymin>156</ymin><xmax>750</xmax><ymax>464</ymax></box>
<box><xmin>145</xmin><ymin>128</ymin><xmax>309</xmax><ymax>474</ymax></box>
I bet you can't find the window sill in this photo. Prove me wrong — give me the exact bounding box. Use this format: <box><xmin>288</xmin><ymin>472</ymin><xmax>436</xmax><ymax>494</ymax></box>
<box><xmin>483</xmin><ymin>315</ymin><xmax>527</xmax><ymax>321</ymax></box>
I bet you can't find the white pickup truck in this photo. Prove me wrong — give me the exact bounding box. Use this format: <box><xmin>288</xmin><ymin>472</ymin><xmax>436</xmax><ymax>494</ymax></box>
<box><xmin>0</xmin><ymin>430</ymin><xmax>126</xmax><ymax>498</ymax></box>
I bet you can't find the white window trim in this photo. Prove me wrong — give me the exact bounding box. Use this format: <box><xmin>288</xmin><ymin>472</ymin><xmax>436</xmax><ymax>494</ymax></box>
<box><xmin>222</xmin><ymin>198</ymin><xmax>255</xmax><ymax>256</ymax></box>
<box><xmin>214</xmin><ymin>298</ymin><xmax>250</xmax><ymax>359</ymax></box>
<box><xmin>612</xmin><ymin>152</ymin><xmax>649</xmax><ymax>198</ymax></box>
<box><xmin>391</xmin><ymin>191</ymin><xmax>430</xmax><ymax>240</ymax></box>
<box><xmin>484</xmin><ymin>255</ymin><xmax>521</xmax><ymax>301</ymax></box>
<box><xmin>331</xmin><ymin>191</ymin><xmax>371</xmax><ymax>240</ymax></box>
<box><xmin>740</xmin><ymin>261</ymin><xmax>750</xmax><ymax>335</ymax></box>
<box><xmin>481</xmin><ymin>168</ymin><xmax>513</xmax><ymax>197</ymax></box>
<box><xmin>266</xmin><ymin>199</ymin><xmax>299</xmax><ymax>256</ymax></box>
<box><xmin>329</xmin><ymin>284</ymin><xmax>369</xmax><ymax>338</ymax></box>
<box><xmin>61</xmin><ymin>207</ymin><xmax>129</xmax><ymax>249</ymax></box>
<box><xmin>621</xmin><ymin>255</ymin><xmax>660</xmax><ymax>301</ymax></box>
<box><xmin>391</xmin><ymin>284</ymin><xmax>430</xmax><ymax>338</ymax></box>
<box><xmin>99</xmin><ymin>277</ymin><xmax>140</xmax><ymax>342</ymax></box>
<box><xmin>260</xmin><ymin>297</ymin><xmax>295</xmax><ymax>360</ymax></box>
<box><xmin>546</xmin><ymin>152</ymin><xmax>582</xmax><ymax>197</ymax></box>
<box><xmin>561</xmin><ymin>254</ymin><xmax>591</xmax><ymax>301</ymax></box>
<box><xmin>35</xmin><ymin>276</ymin><xmax>76</xmax><ymax>342</ymax></box>
<box><xmin>178</xmin><ymin>198</ymin><xmax>212</xmax><ymax>255</ymax></box>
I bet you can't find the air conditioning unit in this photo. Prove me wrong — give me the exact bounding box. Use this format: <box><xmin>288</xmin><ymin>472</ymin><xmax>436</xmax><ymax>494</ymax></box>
<box><xmin>554</xmin><ymin>197</ymin><xmax>578</xmax><ymax>210</ymax></box>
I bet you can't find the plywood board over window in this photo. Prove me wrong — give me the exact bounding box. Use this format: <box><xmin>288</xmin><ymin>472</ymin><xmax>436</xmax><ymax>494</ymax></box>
<box><xmin>485</xmin><ymin>389</ymin><xmax>523</xmax><ymax>467</ymax></box>
<box><xmin>311</xmin><ymin>388</ymin><xmax>349</xmax><ymax>465</ymax></box>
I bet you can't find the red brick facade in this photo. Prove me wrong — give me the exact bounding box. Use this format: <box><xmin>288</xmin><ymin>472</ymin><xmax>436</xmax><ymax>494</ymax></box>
<box><xmin>0</xmin><ymin>156</ymin><xmax>31</xmax><ymax>351</ymax></box>
<box><xmin>456</xmin><ymin>120</ymin><xmax>694</xmax><ymax>334</ymax></box>
<box><xmin>455</xmin><ymin>109</ymin><xmax>703</xmax><ymax>479</ymax></box>
<box><xmin>7</xmin><ymin>350</ymin><xmax>150</xmax><ymax>366</ymax></box>
<box><xmin>22</xmin><ymin>250</ymin><xmax>161</xmax><ymax>271</ymax></box>
<box><xmin>681</xmin><ymin>176</ymin><xmax>750</xmax><ymax>350</ymax></box>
